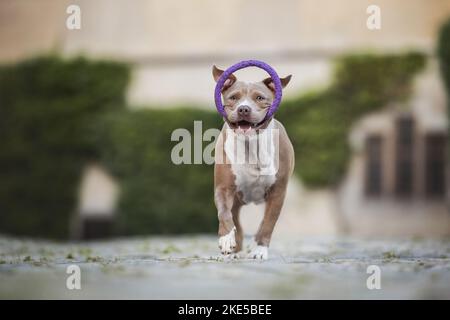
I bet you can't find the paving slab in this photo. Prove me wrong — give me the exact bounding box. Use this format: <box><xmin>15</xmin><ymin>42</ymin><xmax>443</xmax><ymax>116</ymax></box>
<box><xmin>1</xmin><ymin>235</ymin><xmax>449</xmax><ymax>299</ymax></box>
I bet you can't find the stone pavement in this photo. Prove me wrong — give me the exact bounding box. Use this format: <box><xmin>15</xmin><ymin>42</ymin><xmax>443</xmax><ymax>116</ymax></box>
<box><xmin>1</xmin><ymin>235</ymin><xmax>450</xmax><ymax>299</ymax></box>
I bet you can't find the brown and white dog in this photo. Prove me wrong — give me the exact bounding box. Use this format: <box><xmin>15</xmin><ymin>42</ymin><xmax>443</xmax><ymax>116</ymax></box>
<box><xmin>212</xmin><ymin>65</ymin><xmax>295</xmax><ymax>260</ymax></box>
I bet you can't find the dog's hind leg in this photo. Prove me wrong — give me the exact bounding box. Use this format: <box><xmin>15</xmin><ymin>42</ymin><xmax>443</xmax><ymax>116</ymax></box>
<box><xmin>231</xmin><ymin>199</ymin><xmax>244</xmax><ymax>252</ymax></box>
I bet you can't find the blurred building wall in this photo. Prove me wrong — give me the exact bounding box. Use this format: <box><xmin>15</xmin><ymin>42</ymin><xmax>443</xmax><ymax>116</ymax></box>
<box><xmin>1</xmin><ymin>0</ymin><xmax>450</xmax><ymax>106</ymax></box>
<box><xmin>338</xmin><ymin>60</ymin><xmax>450</xmax><ymax>237</ymax></box>
<box><xmin>1</xmin><ymin>1</ymin><xmax>449</xmax><ymax>237</ymax></box>
<box><xmin>71</xmin><ymin>164</ymin><xmax>119</xmax><ymax>240</ymax></box>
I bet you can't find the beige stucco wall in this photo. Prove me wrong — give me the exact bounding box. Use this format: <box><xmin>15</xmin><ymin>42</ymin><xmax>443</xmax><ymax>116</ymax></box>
<box><xmin>0</xmin><ymin>1</ymin><xmax>67</xmax><ymax>62</ymax></box>
<box><xmin>3</xmin><ymin>0</ymin><xmax>450</xmax><ymax>60</ymax></box>
<box><xmin>1</xmin><ymin>1</ymin><xmax>449</xmax><ymax>236</ymax></box>
<box><xmin>338</xmin><ymin>60</ymin><xmax>450</xmax><ymax>237</ymax></box>
<box><xmin>1</xmin><ymin>1</ymin><xmax>450</xmax><ymax>105</ymax></box>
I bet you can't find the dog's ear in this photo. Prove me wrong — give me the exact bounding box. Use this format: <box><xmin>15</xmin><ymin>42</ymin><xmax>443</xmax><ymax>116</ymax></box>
<box><xmin>263</xmin><ymin>75</ymin><xmax>292</xmax><ymax>92</ymax></box>
<box><xmin>212</xmin><ymin>65</ymin><xmax>237</xmax><ymax>92</ymax></box>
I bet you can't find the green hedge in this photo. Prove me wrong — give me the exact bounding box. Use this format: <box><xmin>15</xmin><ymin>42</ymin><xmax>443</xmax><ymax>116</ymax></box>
<box><xmin>438</xmin><ymin>17</ymin><xmax>450</xmax><ymax>122</ymax></box>
<box><xmin>0</xmin><ymin>56</ymin><xmax>130</xmax><ymax>239</ymax></box>
<box><xmin>96</xmin><ymin>52</ymin><xmax>425</xmax><ymax>237</ymax></box>
<box><xmin>0</xmin><ymin>52</ymin><xmax>426</xmax><ymax>238</ymax></box>
<box><xmin>277</xmin><ymin>52</ymin><xmax>425</xmax><ymax>187</ymax></box>
<box><xmin>94</xmin><ymin>109</ymin><xmax>222</xmax><ymax>235</ymax></box>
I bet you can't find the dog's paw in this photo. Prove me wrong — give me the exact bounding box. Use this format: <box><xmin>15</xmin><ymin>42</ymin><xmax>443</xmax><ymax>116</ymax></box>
<box><xmin>247</xmin><ymin>245</ymin><xmax>269</xmax><ymax>260</ymax></box>
<box><xmin>218</xmin><ymin>227</ymin><xmax>236</xmax><ymax>255</ymax></box>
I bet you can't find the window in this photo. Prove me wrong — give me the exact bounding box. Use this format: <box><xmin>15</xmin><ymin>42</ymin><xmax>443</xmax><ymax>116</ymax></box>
<box><xmin>81</xmin><ymin>217</ymin><xmax>113</xmax><ymax>240</ymax></box>
<box><xmin>365</xmin><ymin>135</ymin><xmax>383</xmax><ymax>196</ymax></box>
<box><xmin>395</xmin><ymin>117</ymin><xmax>415</xmax><ymax>197</ymax></box>
<box><xmin>425</xmin><ymin>133</ymin><xmax>446</xmax><ymax>198</ymax></box>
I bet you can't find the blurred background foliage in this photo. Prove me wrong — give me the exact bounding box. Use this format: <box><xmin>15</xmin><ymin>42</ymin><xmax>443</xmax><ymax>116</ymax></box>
<box><xmin>277</xmin><ymin>52</ymin><xmax>426</xmax><ymax>186</ymax></box>
<box><xmin>0</xmin><ymin>52</ymin><xmax>427</xmax><ymax>239</ymax></box>
<box><xmin>94</xmin><ymin>109</ymin><xmax>221</xmax><ymax>236</ymax></box>
<box><xmin>0</xmin><ymin>56</ymin><xmax>130</xmax><ymax>238</ymax></box>
<box><xmin>438</xmin><ymin>17</ymin><xmax>450</xmax><ymax>123</ymax></box>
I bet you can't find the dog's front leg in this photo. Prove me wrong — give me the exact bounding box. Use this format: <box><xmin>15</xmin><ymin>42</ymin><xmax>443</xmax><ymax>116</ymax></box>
<box><xmin>250</xmin><ymin>185</ymin><xmax>287</xmax><ymax>260</ymax></box>
<box><xmin>215</xmin><ymin>187</ymin><xmax>237</xmax><ymax>255</ymax></box>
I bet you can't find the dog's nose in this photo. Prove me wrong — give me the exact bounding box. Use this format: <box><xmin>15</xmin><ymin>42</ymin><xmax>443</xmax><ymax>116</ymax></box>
<box><xmin>238</xmin><ymin>105</ymin><xmax>251</xmax><ymax>116</ymax></box>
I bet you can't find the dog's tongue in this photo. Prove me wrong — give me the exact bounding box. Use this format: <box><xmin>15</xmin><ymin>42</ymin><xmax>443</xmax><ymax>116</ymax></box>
<box><xmin>235</xmin><ymin>121</ymin><xmax>252</xmax><ymax>134</ymax></box>
<box><xmin>239</xmin><ymin>123</ymin><xmax>251</xmax><ymax>130</ymax></box>
<box><xmin>238</xmin><ymin>119</ymin><xmax>251</xmax><ymax>128</ymax></box>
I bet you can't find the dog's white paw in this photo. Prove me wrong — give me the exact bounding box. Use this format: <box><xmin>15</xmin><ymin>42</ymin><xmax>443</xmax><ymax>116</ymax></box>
<box><xmin>218</xmin><ymin>227</ymin><xmax>236</xmax><ymax>255</ymax></box>
<box><xmin>247</xmin><ymin>245</ymin><xmax>269</xmax><ymax>260</ymax></box>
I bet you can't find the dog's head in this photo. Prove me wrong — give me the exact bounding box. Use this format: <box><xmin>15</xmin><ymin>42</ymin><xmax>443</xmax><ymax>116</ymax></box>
<box><xmin>213</xmin><ymin>65</ymin><xmax>291</xmax><ymax>134</ymax></box>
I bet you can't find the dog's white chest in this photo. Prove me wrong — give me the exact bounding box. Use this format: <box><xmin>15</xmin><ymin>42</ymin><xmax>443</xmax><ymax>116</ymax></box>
<box><xmin>230</xmin><ymin>164</ymin><xmax>276</xmax><ymax>204</ymax></box>
<box><xmin>224</xmin><ymin>122</ymin><xmax>277</xmax><ymax>204</ymax></box>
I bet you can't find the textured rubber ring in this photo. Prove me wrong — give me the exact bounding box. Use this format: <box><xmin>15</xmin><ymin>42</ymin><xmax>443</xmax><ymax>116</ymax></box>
<box><xmin>214</xmin><ymin>60</ymin><xmax>282</xmax><ymax>120</ymax></box>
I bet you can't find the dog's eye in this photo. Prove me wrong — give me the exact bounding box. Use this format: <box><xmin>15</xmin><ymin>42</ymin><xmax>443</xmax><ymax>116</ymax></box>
<box><xmin>256</xmin><ymin>95</ymin><xmax>265</xmax><ymax>101</ymax></box>
<box><xmin>229</xmin><ymin>95</ymin><xmax>238</xmax><ymax>101</ymax></box>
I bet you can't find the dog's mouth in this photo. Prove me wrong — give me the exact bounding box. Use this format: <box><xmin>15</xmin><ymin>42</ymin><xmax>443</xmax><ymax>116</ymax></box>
<box><xmin>227</xmin><ymin>118</ymin><xmax>270</xmax><ymax>133</ymax></box>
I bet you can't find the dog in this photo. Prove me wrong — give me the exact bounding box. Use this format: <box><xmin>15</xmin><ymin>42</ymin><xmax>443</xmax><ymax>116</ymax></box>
<box><xmin>212</xmin><ymin>65</ymin><xmax>295</xmax><ymax>260</ymax></box>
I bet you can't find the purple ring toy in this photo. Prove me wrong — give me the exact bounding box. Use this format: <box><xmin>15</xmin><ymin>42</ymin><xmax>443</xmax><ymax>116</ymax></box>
<box><xmin>214</xmin><ymin>60</ymin><xmax>282</xmax><ymax>120</ymax></box>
